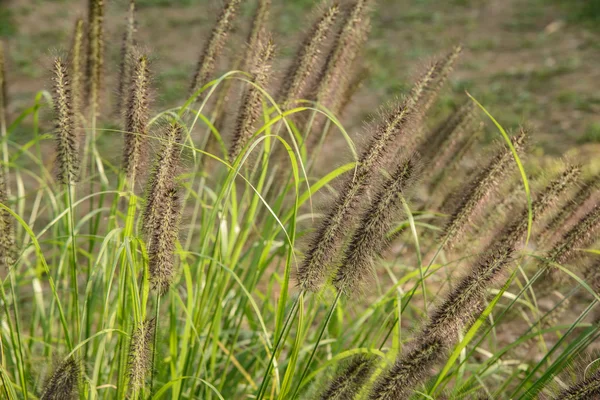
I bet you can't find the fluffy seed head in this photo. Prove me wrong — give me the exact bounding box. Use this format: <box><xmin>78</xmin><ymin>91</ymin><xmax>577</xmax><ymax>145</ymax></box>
<box><xmin>334</xmin><ymin>155</ymin><xmax>419</xmax><ymax>294</ymax></box>
<box><xmin>142</xmin><ymin>122</ymin><xmax>183</xmax><ymax>238</ymax></box>
<box><xmin>369</xmin><ymin>338</ymin><xmax>447</xmax><ymax>400</ymax></box>
<box><xmin>419</xmin><ymin>45</ymin><xmax>463</xmax><ymax>114</ymax></box>
<box><xmin>278</xmin><ymin>2</ymin><xmax>340</xmax><ymax>109</ymax></box>
<box><xmin>441</xmin><ymin>128</ymin><xmax>527</xmax><ymax>248</ymax></box>
<box><xmin>241</xmin><ymin>0</ymin><xmax>271</xmax><ymax>73</ymax></box>
<box><xmin>1</xmin><ymin>42</ymin><xmax>8</xmax><ymax>137</ymax></box>
<box><xmin>189</xmin><ymin>0</ymin><xmax>241</xmax><ymax>98</ymax></box>
<box><xmin>85</xmin><ymin>0</ymin><xmax>105</xmax><ymax>114</ymax></box>
<box><xmin>69</xmin><ymin>19</ymin><xmax>84</xmax><ymax>121</ymax></box>
<box><xmin>52</xmin><ymin>57</ymin><xmax>80</xmax><ymax>185</ymax></box>
<box><xmin>0</xmin><ymin>167</ymin><xmax>15</xmax><ymax>272</ymax></box>
<box><xmin>148</xmin><ymin>187</ymin><xmax>181</xmax><ymax>294</ymax></box>
<box><xmin>128</xmin><ymin>318</ymin><xmax>156</xmax><ymax>391</ymax></box>
<box><xmin>40</xmin><ymin>357</ymin><xmax>80</xmax><ymax>400</ymax></box>
<box><xmin>298</xmin><ymin>67</ymin><xmax>436</xmax><ymax>292</ymax></box>
<box><xmin>554</xmin><ymin>369</ymin><xmax>600</xmax><ymax>400</ymax></box>
<box><xmin>319</xmin><ymin>355</ymin><xmax>376</xmax><ymax>400</ymax></box>
<box><xmin>116</xmin><ymin>0</ymin><xmax>137</xmax><ymax>114</ymax></box>
<box><xmin>229</xmin><ymin>34</ymin><xmax>275</xmax><ymax>161</ymax></box>
<box><xmin>546</xmin><ymin>203</ymin><xmax>600</xmax><ymax>283</ymax></box>
<box><xmin>123</xmin><ymin>53</ymin><xmax>150</xmax><ymax>182</ymax></box>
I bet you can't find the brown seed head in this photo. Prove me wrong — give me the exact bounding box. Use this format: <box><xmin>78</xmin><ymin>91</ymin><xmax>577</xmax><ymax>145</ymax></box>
<box><xmin>127</xmin><ymin>318</ymin><xmax>156</xmax><ymax>391</ymax></box>
<box><xmin>116</xmin><ymin>0</ymin><xmax>137</xmax><ymax>114</ymax></box>
<box><xmin>85</xmin><ymin>0</ymin><xmax>105</xmax><ymax>114</ymax></box>
<box><xmin>40</xmin><ymin>357</ymin><xmax>80</xmax><ymax>400</ymax></box>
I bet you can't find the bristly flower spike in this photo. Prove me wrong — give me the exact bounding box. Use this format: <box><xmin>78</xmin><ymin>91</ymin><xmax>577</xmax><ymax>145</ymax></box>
<box><xmin>40</xmin><ymin>357</ymin><xmax>80</xmax><ymax>400</ymax></box>
<box><xmin>241</xmin><ymin>0</ymin><xmax>271</xmax><ymax>73</ymax></box>
<box><xmin>440</xmin><ymin>128</ymin><xmax>527</xmax><ymax>249</ymax></box>
<box><xmin>229</xmin><ymin>34</ymin><xmax>275</xmax><ymax>161</ymax></box>
<box><xmin>148</xmin><ymin>187</ymin><xmax>181</xmax><ymax>294</ymax></box>
<box><xmin>142</xmin><ymin>122</ymin><xmax>183</xmax><ymax>240</ymax></box>
<box><xmin>297</xmin><ymin>63</ymin><xmax>441</xmax><ymax>292</ymax></box>
<box><xmin>319</xmin><ymin>355</ymin><xmax>376</xmax><ymax>400</ymax></box>
<box><xmin>123</xmin><ymin>53</ymin><xmax>150</xmax><ymax>183</ymax></box>
<box><xmin>0</xmin><ymin>41</ymin><xmax>7</xmax><ymax>138</ymax></box>
<box><xmin>69</xmin><ymin>18</ymin><xmax>85</xmax><ymax>123</ymax></box>
<box><xmin>52</xmin><ymin>57</ymin><xmax>80</xmax><ymax>185</ymax></box>
<box><xmin>85</xmin><ymin>0</ymin><xmax>105</xmax><ymax>114</ymax></box>
<box><xmin>278</xmin><ymin>2</ymin><xmax>340</xmax><ymax>109</ymax></box>
<box><xmin>189</xmin><ymin>0</ymin><xmax>241</xmax><ymax>99</ymax></box>
<box><xmin>333</xmin><ymin>155</ymin><xmax>419</xmax><ymax>294</ymax></box>
<box><xmin>127</xmin><ymin>318</ymin><xmax>156</xmax><ymax>391</ymax></box>
<box><xmin>116</xmin><ymin>0</ymin><xmax>137</xmax><ymax>114</ymax></box>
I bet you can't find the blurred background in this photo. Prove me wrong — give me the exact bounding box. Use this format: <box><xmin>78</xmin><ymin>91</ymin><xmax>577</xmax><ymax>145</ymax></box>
<box><xmin>1</xmin><ymin>0</ymin><xmax>599</xmax><ymax>157</ymax></box>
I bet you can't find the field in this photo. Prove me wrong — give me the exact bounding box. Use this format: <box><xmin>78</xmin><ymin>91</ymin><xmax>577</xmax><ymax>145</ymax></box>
<box><xmin>0</xmin><ymin>0</ymin><xmax>599</xmax><ymax>399</ymax></box>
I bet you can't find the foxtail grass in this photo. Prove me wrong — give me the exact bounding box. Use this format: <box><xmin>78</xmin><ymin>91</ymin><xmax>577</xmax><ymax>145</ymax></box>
<box><xmin>333</xmin><ymin>154</ymin><xmax>419</xmax><ymax>294</ymax></box>
<box><xmin>116</xmin><ymin>0</ymin><xmax>137</xmax><ymax>115</ymax></box>
<box><xmin>127</xmin><ymin>318</ymin><xmax>156</xmax><ymax>392</ymax></box>
<box><xmin>40</xmin><ymin>357</ymin><xmax>80</xmax><ymax>400</ymax></box>
<box><xmin>440</xmin><ymin>128</ymin><xmax>527</xmax><ymax>249</ymax></box>
<box><xmin>189</xmin><ymin>0</ymin><xmax>241</xmax><ymax>99</ymax></box>
<box><xmin>69</xmin><ymin>19</ymin><xmax>85</xmax><ymax>124</ymax></box>
<box><xmin>229</xmin><ymin>34</ymin><xmax>275</xmax><ymax>161</ymax></box>
<box><xmin>123</xmin><ymin>53</ymin><xmax>150</xmax><ymax>184</ymax></box>
<box><xmin>319</xmin><ymin>355</ymin><xmax>376</xmax><ymax>400</ymax></box>
<box><xmin>85</xmin><ymin>0</ymin><xmax>104</xmax><ymax>114</ymax></box>
<box><xmin>278</xmin><ymin>2</ymin><xmax>340</xmax><ymax>109</ymax></box>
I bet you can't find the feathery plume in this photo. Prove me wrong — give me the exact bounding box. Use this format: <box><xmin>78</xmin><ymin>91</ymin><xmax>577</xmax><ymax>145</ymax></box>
<box><xmin>142</xmin><ymin>122</ymin><xmax>183</xmax><ymax>238</ymax></box>
<box><xmin>440</xmin><ymin>129</ymin><xmax>527</xmax><ymax>249</ymax></box>
<box><xmin>40</xmin><ymin>357</ymin><xmax>80</xmax><ymax>400</ymax></box>
<box><xmin>189</xmin><ymin>0</ymin><xmax>241</xmax><ymax>98</ymax></box>
<box><xmin>242</xmin><ymin>0</ymin><xmax>271</xmax><ymax>73</ymax></box>
<box><xmin>69</xmin><ymin>19</ymin><xmax>85</xmax><ymax>122</ymax></box>
<box><xmin>127</xmin><ymin>318</ymin><xmax>156</xmax><ymax>391</ymax></box>
<box><xmin>229</xmin><ymin>35</ymin><xmax>275</xmax><ymax>161</ymax></box>
<box><xmin>369</xmin><ymin>338</ymin><xmax>447</xmax><ymax>400</ymax></box>
<box><xmin>278</xmin><ymin>3</ymin><xmax>340</xmax><ymax>109</ymax></box>
<box><xmin>369</xmin><ymin>165</ymin><xmax>580</xmax><ymax>400</ymax></box>
<box><xmin>85</xmin><ymin>0</ymin><xmax>104</xmax><ymax>114</ymax></box>
<box><xmin>545</xmin><ymin>203</ymin><xmax>600</xmax><ymax>284</ymax></box>
<box><xmin>116</xmin><ymin>0</ymin><xmax>137</xmax><ymax>114</ymax></box>
<box><xmin>297</xmin><ymin>67</ymin><xmax>437</xmax><ymax>292</ymax></box>
<box><xmin>337</xmin><ymin>65</ymin><xmax>369</xmax><ymax>117</ymax></box>
<box><xmin>1</xmin><ymin>42</ymin><xmax>8</xmax><ymax>139</ymax></box>
<box><xmin>539</xmin><ymin>174</ymin><xmax>600</xmax><ymax>244</ymax></box>
<box><xmin>319</xmin><ymin>355</ymin><xmax>376</xmax><ymax>400</ymax></box>
<box><xmin>554</xmin><ymin>369</ymin><xmax>600</xmax><ymax>400</ymax></box>
<box><xmin>52</xmin><ymin>57</ymin><xmax>79</xmax><ymax>185</ymax></box>
<box><xmin>417</xmin><ymin>100</ymin><xmax>475</xmax><ymax>165</ymax></box>
<box><xmin>148</xmin><ymin>187</ymin><xmax>181</xmax><ymax>294</ymax></box>
<box><xmin>308</xmin><ymin>0</ymin><xmax>370</xmax><ymax>138</ymax></box>
<box><xmin>333</xmin><ymin>155</ymin><xmax>419</xmax><ymax>294</ymax></box>
<box><xmin>123</xmin><ymin>53</ymin><xmax>150</xmax><ymax>182</ymax></box>
<box><xmin>419</xmin><ymin>45</ymin><xmax>463</xmax><ymax>114</ymax></box>
<box><xmin>0</xmin><ymin>166</ymin><xmax>15</xmax><ymax>272</ymax></box>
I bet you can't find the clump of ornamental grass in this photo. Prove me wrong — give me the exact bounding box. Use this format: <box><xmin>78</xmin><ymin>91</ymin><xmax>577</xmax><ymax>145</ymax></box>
<box><xmin>440</xmin><ymin>128</ymin><xmax>527</xmax><ymax>249</ymax></box>
<box><xmin>333</xmin><ymin>154</ymin><xmax>420</xmax><ymax>294</ymax></box>
<box><xmin>69</xmin><ymin>18</ymin><xmax>85</xmax><ymax>122</ymax></box>
<box><xmin>52</xmin><ymin>57</ymin><xmax>79</xmax><ymax>185</ymax></box>
<box><xmin>142</xmin><ymin>121</ymin><xmax>183</xmax><ymax>241</ymax></box>
<box><xmin>297</xmin><ymin>59</ymin><xmax>449</xmax><ymax>293</ymax></box>
<box><xmin>148</xmin><ymin>186</ymin><xmax>181</xmax><ymax>294</ymax></box>
<box><xmin>277</xmin><ymin>2</ymin><xmax>340</xmax><ymax>110</ymax></box>
<box><xmin>229</xmin><ymin>34</ymin><xmax>275</xmax><ymax>161</ymax></box>
<box><xmin>127</xmin><ymin>318</ymin><xmax>156</xmax><ymax>391</ymax></box>
<box><xmin>318</xmin><ymin>355</ymin><xmax>377</xmax><ymax>400</ymax></box>
<box><xmin>40</xmin><ymin>357</ymin><xmax>80</xmax><ymax>400</ymax></box>
<box><xmin>123</xmin><ymin>52</ymin><xmax>151</xmax><ymax>183</ymax></box>
<box><xmin>368</xmin><ymin>165</ymin><xmax>580</xmax><ymax>400</ymax></box>
<box><xmin>116</xmin><ymin>0</ymin><xmax>137</xmax><ymax>115</ymax></box>
<box><xmin>85</xmin><ymin>0</ymin><xmax>104</xmax><ymax>114</ymax></box>
<box><xmin>189</xmin><ymin>0</ymin><xmax>241</xmax><ymax>99</ymax></box>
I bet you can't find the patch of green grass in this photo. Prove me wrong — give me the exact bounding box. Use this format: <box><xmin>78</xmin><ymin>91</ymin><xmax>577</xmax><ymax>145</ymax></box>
<box><xmin>0</xmin><ymin>8</ymin><xmax>16</xmax><ymax>37</ymax></box>
<box><xmin>579</xmin><ymin>122</ymin><xmax>600</xmax><ymax>143</ymax></box>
